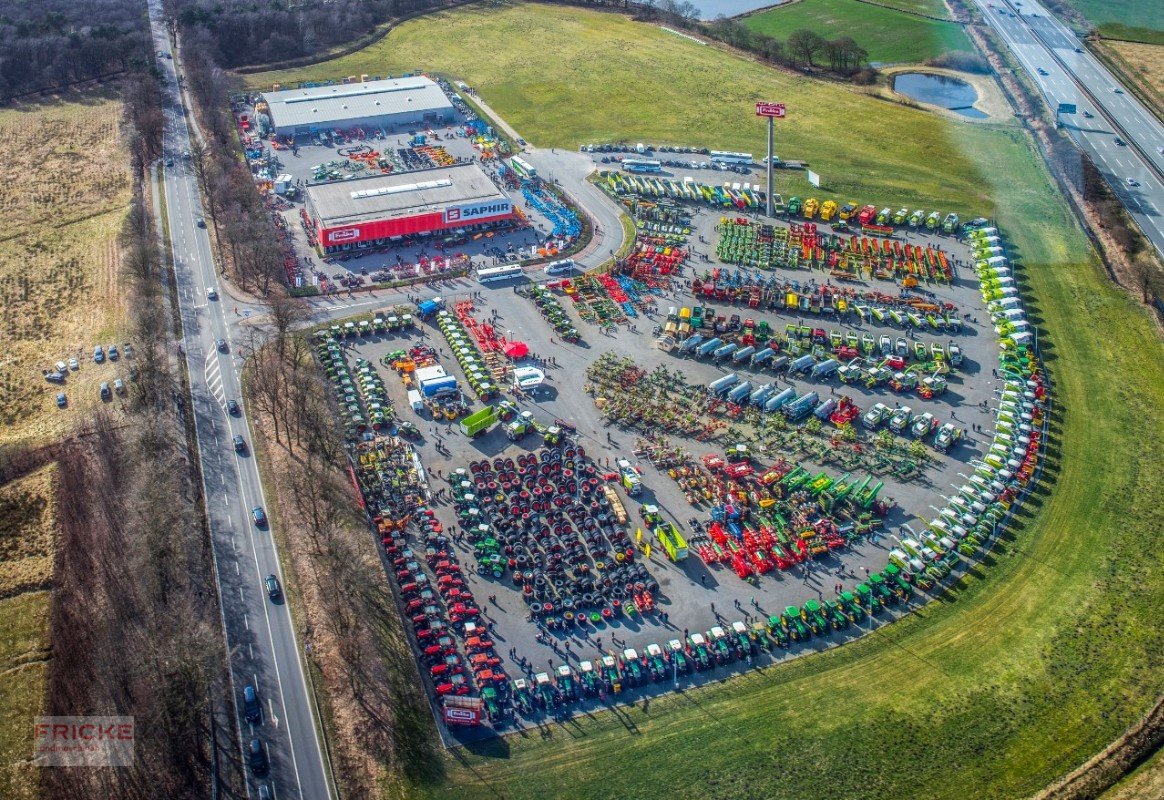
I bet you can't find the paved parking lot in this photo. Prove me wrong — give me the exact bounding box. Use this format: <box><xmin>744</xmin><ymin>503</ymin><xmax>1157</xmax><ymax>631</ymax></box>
<box><xmin>333</xmin><ymin>206</ymin><xmax>1005</xmax><ymax>716</ymax></box>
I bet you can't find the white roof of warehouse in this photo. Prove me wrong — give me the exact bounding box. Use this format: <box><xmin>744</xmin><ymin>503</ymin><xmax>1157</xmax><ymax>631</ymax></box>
<box><xmin>307</xmin><ymin>164</ymin><xmax>507</xmax><ymax>227</ymax></box>
<box><xmin>263</xmin><ymin>76</ymin><xmax>453</xmax><ymax>129</ymax></box>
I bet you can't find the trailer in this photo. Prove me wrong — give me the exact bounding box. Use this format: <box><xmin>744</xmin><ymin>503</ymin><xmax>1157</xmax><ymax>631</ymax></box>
<box><xmin>727</xmin><ymin>381</ymin><xmax>753</xmax><ymax>404</ymax></box>
<box><xmin>813</xmin><ymin>398</ymin><xmax>837</xmax><ymax>420</ymax></box>
<box><xmin>697</xmin><ymin>337</ymin><xmax>723</xmax><ymax>357</ymax></box>
<box><xmin>810</xmin><ymin>358</ymin><xmax>840</xmax><ymax>379</ymax></box>
<box><xmin>708</xmin><ymin>373</ymin><xmax>739</xmax><ymax>396</ymax></box>
<box><xmin>768</xmin><ymin>355</ymin><xmax>790</xmax><ymax>373</ymax></box>
<box><xmin>751</xmin><ymin>347</ymin><xmax>777</xmax><ymax>367</ymax></box>
<box><xmin>790</xmin><ymin>355</ymin><xmax>816</xmax><ymax>374</ymax></box>
<box><xmin>460</xmin><ymin>405</ymin><xmax>498</xmax><ymax>437</ymax></box>
<box><xmin>749</xmin><ymin>383</ymin><xmax>777</xmax><ymax>406</ymax></box>
<box><xmin>732</xmin><ymin>345</ymin><xmax>756</xmax><ymax>364</ymax></box>
<box><xmin>765</xmin><ymin>387</ymin><xmax>797</xmax><ymax>413</ymax></box>
<box><xmin>783</xmin><ymin>391</ymin><xmax>819</xmax><ymax>420</ymax></box>
<box><xmin>712</xmin><ymin>342</ymin><xmax>739</xmax><ymax>361</ymax></box>
<box><xmin>678</xmin><ymin>333</ymin><xmax>704</xmax><ymax>354</ymax></box>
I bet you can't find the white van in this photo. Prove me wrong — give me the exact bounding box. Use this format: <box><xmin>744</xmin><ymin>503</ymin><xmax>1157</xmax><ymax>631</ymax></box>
<box><xmin>407</xmin><ymin>390</ymin><xmax>425</xmax><ymax>414</ymax></box>
<box><xmin>543</xmin><ymin>258</ymin><xmax>576</xmax><ymax>276</ymax></box>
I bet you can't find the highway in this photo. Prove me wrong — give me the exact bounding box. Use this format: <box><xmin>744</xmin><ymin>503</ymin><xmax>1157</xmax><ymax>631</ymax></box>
<box><xmin>974</xmin><ymin>0</ymin><xmax>1164</xmax><ymax>258</ymax></box>
<box><xmin>147</xmin><ymin>2</ymin><xmax>332</xmax><ymax>798</ymax></box>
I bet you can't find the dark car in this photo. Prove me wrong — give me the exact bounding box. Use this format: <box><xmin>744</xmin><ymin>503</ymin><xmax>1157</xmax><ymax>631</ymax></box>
<box><xmin>264</xmin><ymin>575</ymin><xmax>281</xmax><ymax>600</ymax></box>
<box><xmin>216</xmin><ymin>338</ymin><xmax>228</xmax><ymax>352</ymax></box>
<box><xmin>252</xmin><ymin>506</ymin><xmax>267</xmax><ymax>527</ymax></box>
<box><xmin>227</xmin><ymin>399</ymin><xmax>240</xmax><ymax>415</ymax></box>
<box><xmin>56</xmin><ymin>392</ymin><xmax>67</xmax><ymax>408</ymax></box>
<box><xmin>243</xmin><ymin>684</ymin><xmax>261</xmax><ymax>722</ymax></box>
<box><xmin>1114</xmin><ymin>137</ymin><xmax>1126</xmax><ymax>146</ymax></box>
<box><xmin>248</xmin><ymin>738</ymin><xmax>268</xmax><ymax>775</ymax></box>
<box><xmin>233</xmin><ymin>435</ymin><xmax>247</xmax><ymax>453</ymax></box>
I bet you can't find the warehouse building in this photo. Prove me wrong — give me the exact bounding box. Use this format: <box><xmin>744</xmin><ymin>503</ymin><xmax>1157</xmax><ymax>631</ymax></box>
<box><xmin>306</xmin><ymin>163</ymin><xmax>515</xmax><ymax>252</ymax></box>
<box><xmin>263</xmin><ymin>76</ymin><xmax>454</xmax><ymax>138</ymax></box>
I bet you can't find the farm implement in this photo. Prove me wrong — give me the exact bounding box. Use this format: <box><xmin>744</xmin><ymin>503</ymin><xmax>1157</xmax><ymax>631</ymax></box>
<box><xmin>521</xmin><ymin>284</ymin><xmax>580</xmax><ymax>342</ymax></box>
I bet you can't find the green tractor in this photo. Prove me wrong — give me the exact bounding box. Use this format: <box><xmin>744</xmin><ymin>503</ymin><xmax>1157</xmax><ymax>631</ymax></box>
<box><xmin>782</xmin><ymin>606</ymin><xmax>809</xmax><ymax>641</ymax></box>
<box><xmin>823</xmin><ymin>598</ymin><xmax>849</xmax><ymax>630</ymax></box>
<box><xmin>802</xmin><ymin>600</ymin><xmax>828</xmax><ymax>636</ymax></box>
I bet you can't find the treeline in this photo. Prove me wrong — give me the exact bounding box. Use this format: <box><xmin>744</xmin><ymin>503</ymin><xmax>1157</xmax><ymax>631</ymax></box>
<box><xmin>179</xmin><ymin>31</ymin><xmax>286</xmax><ymax>294</ymax></box>
<box><xmin>167</xmin><ymin>0</ymin><xmax>453</xmax><ymax>68</ymax></box>
<box><xmin>0</xmin><ymin>0</ymin><xmax>149</xmax><ymax>103</ymax></box>
<box><xmin>246</xmin><ymin>309</ymin><xmax>443</xmax><ymax>795</ymax></box>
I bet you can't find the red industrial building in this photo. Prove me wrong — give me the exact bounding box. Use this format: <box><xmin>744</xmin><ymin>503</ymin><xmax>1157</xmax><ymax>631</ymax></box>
<box><xmin>306</xmin><ymin>164</ymin><xmax>515</xmax><ymax>253</ymax></box>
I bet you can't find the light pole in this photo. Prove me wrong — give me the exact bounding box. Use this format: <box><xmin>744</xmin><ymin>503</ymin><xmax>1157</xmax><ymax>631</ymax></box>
<box><xmin>754</xmin><ymin>102</ymin><xmax>785</xmax><ymax>217</ymax></box>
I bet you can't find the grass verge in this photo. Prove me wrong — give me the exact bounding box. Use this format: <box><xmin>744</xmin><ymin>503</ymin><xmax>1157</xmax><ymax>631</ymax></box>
<box><xmin>249</xmin><ymin>4</ymin><xmax>1164</xmax><ymax>798</ymax></box>
<box><xmin>744</xmin><ymin>0</ymin><xmax>972</xmax><ymax>63</ymax></box>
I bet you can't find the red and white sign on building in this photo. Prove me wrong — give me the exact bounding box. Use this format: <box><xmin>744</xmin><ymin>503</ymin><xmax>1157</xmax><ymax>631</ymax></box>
<box><xmin>755</xmin><ymin>101</ymin><xmax>786</xmax><ymax>118</ymax></box>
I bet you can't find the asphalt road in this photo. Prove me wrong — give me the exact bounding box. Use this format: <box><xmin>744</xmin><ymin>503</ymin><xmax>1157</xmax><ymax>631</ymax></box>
<box><xmin>975</xmin><ymin>0</ymin><xmax>1164</xmax><ymax>258</ymax></box>
<box><xmin>147</xmin><ymin>3</ymin><xmax>331</xmax><ymax>798</ymax></box>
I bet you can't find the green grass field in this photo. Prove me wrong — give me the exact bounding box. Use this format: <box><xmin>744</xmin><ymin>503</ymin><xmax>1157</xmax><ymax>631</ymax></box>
<box><xmin>247</xmin><ymin>4</ymin><xmax>991</xmax><ymax>216</ymax></box>
<box><xmin>248</xmin><ymin>4</ymin><xmax>1164</xmax><ymax>798</ymax></box>
<box><xmin>743</xmin><ymin>0</ymin><xmax>971</xmax><ymax>63</ymax></box>
<box><xmin>1068</xmin><ymin>0</ymin><xmax>1164</xmax><ymax>45</ymax></box>
<box><xmin>870</xmin><ymin>0</ymin><xmax>952</xmax><ymax>17</ymax></box>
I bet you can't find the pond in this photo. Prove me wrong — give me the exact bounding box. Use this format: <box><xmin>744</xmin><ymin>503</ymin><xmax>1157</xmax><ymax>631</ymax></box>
<box><xmin>893</xmin><ymin>72</ymin><xmax>988</xmax><ymax>119</ymax></box>
<box><xmin>686</xmin><ymin>0</ymin><xmax>788</xmax><ymax>19</ymax></box>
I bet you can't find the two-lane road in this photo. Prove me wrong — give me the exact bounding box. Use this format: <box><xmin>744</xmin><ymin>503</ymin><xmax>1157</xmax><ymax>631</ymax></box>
<box><xmin>147</xmin><ymin>3</ymin><xmax>332</xmax><ymax>798</ymax></box>
<box><xmin>974</xmin><ymin>0</ymin><xmax>1164</xmax><ymax>258</ymax></box>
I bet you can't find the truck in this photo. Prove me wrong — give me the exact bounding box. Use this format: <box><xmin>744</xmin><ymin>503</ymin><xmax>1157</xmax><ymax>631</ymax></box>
<box><xmin>460</xmin><ymin>405</ymin><xmax>498</xmax><ymax>437</ymax></box>
<box><xmin>407</xmin><ymin>389</ymin><xmax>425</xmax><ymax>414</ymax></box>
<box><xmin>889</xmin><ymin>405</ymin><xmax>913</xmax><ymax>433</ymax></box>
<box><xmin>892</xmin><ymin>207</ymin><xmax>910</xmax><ymax>225</ymax></box>
<box><xmin>941</xmin><ymin>213</ymin><xmax>960</xmax><ymax>233</ymax></box>
<box><xmin>925</xmin><ymin>211</ymin><xmax>941</xmax><ymax>230</ymax></box>
<box><xmin>820</xmin><ymin>200</ymin><xmax>838</xmax><ymax>221</ymax></box>
<box><xmin>708</xmin><ymin>373</ymin><xmax>739</xmax><ymax>396</ymax></box>
<box><xmin>787</xmin><ymin>196</ymin><xmax>802</xmax><ymax>216</ymax></box>
<box><xmin>617</xmin><ymin>459</ymin><xmax>643</xmax><ymax>496</ymax></box>
<box><xmin>856</xmin><ymin>205</ymin><xmax>877</xmax><ymax>226</ymax></box>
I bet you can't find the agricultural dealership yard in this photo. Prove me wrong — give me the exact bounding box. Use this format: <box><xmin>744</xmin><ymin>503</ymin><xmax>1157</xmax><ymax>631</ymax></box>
<box><xmin>0</xmin><ymin>95</ymin><xmax>133</xmax><ymax>448</ymax></box>
<box><xmin>743</xmin><ymin>0</ymin><xmax>973</xmax><ymax>65</ymax></box>
<box><xmin>247</xmin><ymin>3</ymin><xmax>1164</xmax><ymax>799</ymax></box>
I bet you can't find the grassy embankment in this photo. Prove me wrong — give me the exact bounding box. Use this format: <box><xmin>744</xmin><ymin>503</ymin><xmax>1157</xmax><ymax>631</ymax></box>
<box><xmin>246</xmin><ymin>4</ymin><xmax>1164</xmax><ymax>798</ymax></box>
<box><xmin>1066</xmin><ymin>0</ymin><xmax>1164</xmax><ymax>45</ymax></box>
<box><xmin>744</xmin><ymin>0</ymin><xmax>971</xmax><ymax>64</ymax></box>
<box><xmin>0</xmin><ymin>94</ymin><xmax>132</xmax><ymax>449</ymax></box>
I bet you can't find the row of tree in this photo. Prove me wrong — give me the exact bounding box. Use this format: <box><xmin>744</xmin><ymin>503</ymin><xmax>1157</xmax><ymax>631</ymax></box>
<box><xmin>0</xmin><ymin>0</ymin><xmax>150</xmax><ymax>103</ymax></box>
<box><xmin>167</xmin><ymin>0</ymin><xmax>453</xmax><ymax>68</ymax></box>
<box><xmin>179</xmin><ymin>27</ymin><xmax>287</xmax><ymax>295</ymax></box>
<box><xmin>245</xmin><ymin>297</ymin><xmax>445</xmax><ymax>794</ymax></box>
